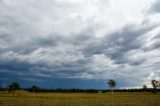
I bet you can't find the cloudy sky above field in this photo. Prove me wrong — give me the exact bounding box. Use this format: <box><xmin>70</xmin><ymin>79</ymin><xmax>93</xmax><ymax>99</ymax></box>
<box><xmin>0</xmin><ymin>0</ymin><xmax>160</xmax><ymax>89</ymax></box>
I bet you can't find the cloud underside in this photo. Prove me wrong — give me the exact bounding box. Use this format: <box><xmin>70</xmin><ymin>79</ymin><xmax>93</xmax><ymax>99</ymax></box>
<box><xmin>0</xmin><ymin>0</ymin><xmax>160</xmax><ymax>88</ymax></box>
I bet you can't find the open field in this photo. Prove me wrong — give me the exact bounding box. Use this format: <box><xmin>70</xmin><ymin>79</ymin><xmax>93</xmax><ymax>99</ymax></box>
<box><xmin>0</xmin><ymin>91</ymin><xmax>160</xmax><ymax>106</ymax></box>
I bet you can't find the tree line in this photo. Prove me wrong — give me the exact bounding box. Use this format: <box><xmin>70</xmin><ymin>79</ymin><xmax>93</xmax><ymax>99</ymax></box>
<box><xmin>0</xmin><ymin>79</ymin><xmax>160</xmax><ymax>96</ymax></box>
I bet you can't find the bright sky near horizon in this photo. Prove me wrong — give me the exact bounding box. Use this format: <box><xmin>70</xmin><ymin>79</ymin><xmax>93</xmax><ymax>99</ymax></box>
<box><xmin>0</xmin><ymin>0</ymin><xmax>160</xmax><ymax>89</ymax></box>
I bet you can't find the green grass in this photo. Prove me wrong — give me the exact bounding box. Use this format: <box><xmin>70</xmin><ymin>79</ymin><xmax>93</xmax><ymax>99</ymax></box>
<box><xmin>0</xmin><ymin>91</ymin><xmax>160</xmax><ymax>106</ymax></box>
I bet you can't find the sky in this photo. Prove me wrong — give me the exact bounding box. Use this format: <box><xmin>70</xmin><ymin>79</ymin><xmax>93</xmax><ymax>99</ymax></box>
<box><xmin>0</xmin><ymin>0</ymin><xmax>160</xmax><ymax>89</ymax></box>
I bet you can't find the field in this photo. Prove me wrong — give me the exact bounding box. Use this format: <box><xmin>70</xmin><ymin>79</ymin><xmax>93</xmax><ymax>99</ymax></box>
<box><xmin>0</xmin><ymin>91</ymin><xmax>160</xmax><ymax>106</ymax></box>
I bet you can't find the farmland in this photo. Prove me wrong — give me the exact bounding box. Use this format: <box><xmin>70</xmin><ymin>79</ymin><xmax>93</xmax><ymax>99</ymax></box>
<box><xmin>0</xmin><ymin>91</ymin><xmax>160</xmax><ymax>106</ymax></box>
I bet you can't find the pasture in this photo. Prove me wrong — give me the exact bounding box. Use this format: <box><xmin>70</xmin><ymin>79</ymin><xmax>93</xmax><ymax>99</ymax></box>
<box><xmin>0</xmin><ymin>91</ymin><xmax>160</xmax><ymax>106</ymax></box>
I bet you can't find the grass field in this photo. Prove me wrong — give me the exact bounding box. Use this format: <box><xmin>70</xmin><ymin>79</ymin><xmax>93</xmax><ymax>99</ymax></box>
<box><xmin>0</xmin><ymin>91</ymin><xmax>160</xmax><ymax>106</ymax></box>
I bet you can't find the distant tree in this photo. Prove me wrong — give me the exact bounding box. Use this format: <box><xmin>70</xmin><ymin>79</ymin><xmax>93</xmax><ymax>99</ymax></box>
<box><xmin>143</xmin><ymin>85</ymin><xmax>147</xmax><ymax>92</ymax></box>
<box><xmin>151</xmin><ymin>80</ymin><xmax>160</xmax><ymax>93</ymax></box>
<box><xmin>151</xmin><ymin>80</ymin><xmax>157</xmax><ymax>89</ymax></box>
<box><xmin>8</xmin><ymin>82</ymin><xmax>20</xmax><ymax>96</ymax></box>
<box><xmin>31</xmin><ymin>85</ymin><xmax>39</xmax><ymax>92</ymax></box>
<box><xmin>108</xmin><ymin>79</ymin><xmax>117</xmax><ymax>94</ymax></box>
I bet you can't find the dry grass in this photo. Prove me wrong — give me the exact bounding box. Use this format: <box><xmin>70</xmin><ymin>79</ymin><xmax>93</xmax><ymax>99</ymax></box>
<box><xmin>0</xmin><ymin>91</ymin><xmax>160</xmax><ymax>106</ymax></box>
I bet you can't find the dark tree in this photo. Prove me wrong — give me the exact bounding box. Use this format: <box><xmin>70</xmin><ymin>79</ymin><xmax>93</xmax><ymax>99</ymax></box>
<box><xmin>143</xmin><ymin>85</ymin><xmax>147</xmax><ymax>92</ymax></box>
<box><xmin>151</xmin><ymin>80</ymin><xmax>157</xmax><ymax>89</ymax></box>
<box><xmin>108</xmin><ymin>79</ymin><xmax>117</xmax><ymax>94</ymax></box>
<box><xmin>151</xmin><ymin>80</ymin><xmax>157</xmax><ymax>93</ymax></box>
<box><xmin>31</xmin><ymin>85</ymin><xmax>39</xmax><ymax>92</ymax></box>
<box><xmin>8</xmin><ymin>82</ymin><xmax>20</xmax><ymax>96</ymax></box>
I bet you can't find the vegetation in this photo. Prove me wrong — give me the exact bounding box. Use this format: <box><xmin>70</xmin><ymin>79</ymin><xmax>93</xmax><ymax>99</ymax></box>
<box><xmin>143</xmin><ymin>85</ymin><xmax>147</xmax><ymax>92</ymax></box>
<box><xmin>151</xmin><ymin>80</ymin><xmax>157</xmax><ymax>89</ymax></box>
<box><xmin>0</xmin><ymin>91</ymin><xmax>160</xmax><ymax>106</ymax></box>
<box><xmin>107</xmin><ymin>79</ymin><xmax>117</xmax><ymax>94</ymax></box>
<box><xmin>0</xmin><ymin>80</ymin><xmax>160</xmax><ymax>106</ymax></box>
<box><xmin>30</xmin><ymin>85</ymin><xmax>39</xmax><ymax>92</ymax></box>
<box><xmin>8</xmin><ymin>82</ymin><xmax>20</xmax><ymax>96</ymax></box>
<box><xmin>151</xmin><ymin>80</ymin><xmax>158</xmax><ymax>93</ymax></box>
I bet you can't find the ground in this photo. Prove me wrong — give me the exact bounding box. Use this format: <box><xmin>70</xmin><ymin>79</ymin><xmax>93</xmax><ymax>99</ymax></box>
<box><xmin>0</xmin><ymin>91</ymin><xmax>160</xmax><ymax>106</ymax></box>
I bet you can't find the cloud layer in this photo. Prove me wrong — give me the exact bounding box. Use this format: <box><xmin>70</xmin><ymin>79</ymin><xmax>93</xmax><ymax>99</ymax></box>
<box><xmin>0</xmin><ymin>0</ymin><xmax>160</xmax><ymax>88</ymax></box>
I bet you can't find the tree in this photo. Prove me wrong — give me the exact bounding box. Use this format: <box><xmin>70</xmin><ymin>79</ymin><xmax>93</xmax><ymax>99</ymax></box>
<box><xmin>151</xmin><ymin>80</ymin><xmax>157</xmax><ymax>89</ymax></box>
<box><xmin>108</xmin><ymin>79</ymin><xmax>117</xmax><ymax>94</ymax></box>
<box><xmin>8</xmin><ymin>82</ymin><xmax>20</xmax><ymax>96</ymax></box>
<box><xmin>31</xmin><ymin>85</ymin><xmax>39</xmax><ymax>92</ymax></box>
<box><xmin>143</xmin><ymin>85</ymin><xmax>147</xmax><ymax>92</ymax></box>
<box><xmin>151</xmin><ymin>80</ymin><xmax>160</xmax><ymax>93</ymax></box>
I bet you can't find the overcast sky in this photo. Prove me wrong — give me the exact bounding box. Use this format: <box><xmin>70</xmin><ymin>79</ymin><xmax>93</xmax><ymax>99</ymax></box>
<box><xmin>0</xmin><ymin>0</ymin><xmax>160</xmax><ymax>89</ymax></box>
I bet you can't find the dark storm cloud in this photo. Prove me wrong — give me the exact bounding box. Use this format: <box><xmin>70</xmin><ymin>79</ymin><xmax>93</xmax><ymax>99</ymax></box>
<box><xmin>0</xmin><ymin>21</ymin><xmax>160</xmax><ymax>86</ymax></box>
<box><xmin>0</xmin><ymin>0</ymin><xmax>160</xmax><ymax>88</ymax></box>
<box><xmin>0</xmin><ymin>59</ymin><xmax>33</xmax><ymax>72</ymax></box>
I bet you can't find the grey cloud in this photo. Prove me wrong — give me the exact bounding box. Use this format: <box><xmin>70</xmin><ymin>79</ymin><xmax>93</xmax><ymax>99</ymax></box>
<box><xmin>1</xmin><ymin>21</ymin><xmax>159</xmax><ymax>81</ymax></box>
<box><xmin>148</xmin><ymin>0</ymin><xmax>160</xmax><ymax>14</ymax></box>
<box><xmin>151</xmin><ymin>34</ymin><xmax>160</xmax><ymax>49</ymax></box>
<box><xmin>106</xmin><ymin>24</ymin><xmax>157</xmax><ymax>65</ymax></box>
<box><xmin>81</xmin><ymin>23</ymin><xmax>158</xmax><ymax>65</ymax></box>
<box><xmin>0</xmin><ymin>0</ymin><xmax>160</xmax><ymax>88</ymax></box>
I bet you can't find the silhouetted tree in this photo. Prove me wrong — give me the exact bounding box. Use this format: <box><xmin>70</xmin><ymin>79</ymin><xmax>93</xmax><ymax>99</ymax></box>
<box><xmin>151</xmin><ymin>80</ymin><xmax>157</xmax><ymax>89</ymax></box>
<box><xmin>143</xmin><ymin>85</ymin><xmax>147</xmax><ymax>92</ymax></box>
<box><xmin>8</xmin><ymin>82</ymin><xmax>20</xmax><ymax>96</ymax></box>
<box><xmin>31</xmin><ymin>85</ymin><xmax>39</xmax><ymax>92</ymax></box>
<box><xmin>108</xmin><ymin>79</ymin><xmax>117</xmax><ymax>94</ymax></box>
<box><xmin>151</xmin><ymin>80</ymin><xmax>157</xmax><ymax>93</ymax></box>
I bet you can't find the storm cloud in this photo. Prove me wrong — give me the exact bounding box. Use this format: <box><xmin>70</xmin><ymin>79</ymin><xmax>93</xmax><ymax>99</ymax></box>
<box><xmin>0</xmin><ymin>0</ymin><xmax>160</xmax><ymax>88</ymax></box>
